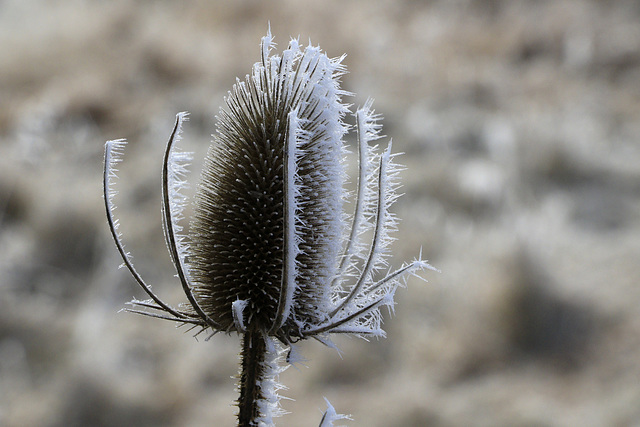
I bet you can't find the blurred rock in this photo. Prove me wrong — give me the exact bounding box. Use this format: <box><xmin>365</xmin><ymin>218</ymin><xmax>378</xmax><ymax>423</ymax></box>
<box><xmin>500</xmin><ymin>253</ymin><xmax>598</xmax><ymax>369</ymax></box>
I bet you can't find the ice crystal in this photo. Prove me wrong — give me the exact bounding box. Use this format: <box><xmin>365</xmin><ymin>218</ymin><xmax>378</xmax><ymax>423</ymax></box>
<box><xmin>104</xmin><ymin>30</ymin><xmax>435</xmax><ymax>426</ymax></box>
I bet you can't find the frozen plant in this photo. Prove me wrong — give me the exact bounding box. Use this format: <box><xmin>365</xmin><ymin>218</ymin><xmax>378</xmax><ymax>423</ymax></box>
<box><xmin>103</xmin><ymin>30</ymin><xmax>435</xmax><ymax>426</ymax></box>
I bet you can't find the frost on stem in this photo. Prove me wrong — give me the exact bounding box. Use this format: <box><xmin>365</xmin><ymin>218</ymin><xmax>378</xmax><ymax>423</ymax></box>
<box><xmin>103</xmin><ymin>29</ymin><xmax>437</xmax><ymax>426</ymax></box>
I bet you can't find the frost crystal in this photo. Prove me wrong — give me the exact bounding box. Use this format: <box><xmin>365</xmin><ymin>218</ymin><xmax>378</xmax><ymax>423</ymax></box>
<box><xmin>104</xmin><ymin>30</ymin><xmax>436</xmax><ymax>426</ymax></box>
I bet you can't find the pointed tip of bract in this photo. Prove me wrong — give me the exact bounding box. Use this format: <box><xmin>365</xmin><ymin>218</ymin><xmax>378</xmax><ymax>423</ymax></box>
<box><xmin>414</xmin><ymin>248</ymin><xmax>440</xmax><ymax>274</ymax></box>
<box><xmin>231</xmin><ymin>299</ymin><xmax>248</xmax><ymax>333</ymax></box>
<box><xmin>104</xmin><ymin>138</ymin><xmax>128</xmax><ymax>169</ymax></box>
<box><xmin>105</xmin><ymin>137</ymin><xmax>128</xmax><ymax>150</ymax></box>
<box><xmin>262</xmin><ymin>26</ymin><xmax>275</xmax><ymax>64</ymax></box>
<box><xmin>104</xmin><ymin>139</ymin><xmax>128</xmax><ymax>204</ymax></box>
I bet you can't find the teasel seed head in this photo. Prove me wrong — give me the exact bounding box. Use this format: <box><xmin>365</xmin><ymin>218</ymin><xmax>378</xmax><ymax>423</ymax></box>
<box><xmin>187</xmin><ymin>33</ymin><xmax>350</xmax><ymax>343</ymax></box>
<box><xmin>104</xmin><ymin>29</ymin><xmax>438</xmax><ymax>426</ymax></box>
<box><xmin>104</xmin><ymin>29</ymin><xmax>436</xmax><ymax>347</ymax></box>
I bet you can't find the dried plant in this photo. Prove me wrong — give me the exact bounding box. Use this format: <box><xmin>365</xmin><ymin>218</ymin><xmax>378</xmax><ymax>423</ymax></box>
<box><xmin>103</xmin><ymin>30</ymin><xmax>435</xmax><ymax>426</ymax></box>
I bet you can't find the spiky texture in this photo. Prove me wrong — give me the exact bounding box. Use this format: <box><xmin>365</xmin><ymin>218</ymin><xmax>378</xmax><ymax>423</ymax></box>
<box><xmin>103</xmin><ymin>30</ymin><xmax>437</xmax><ymax>426</ymax></box>
<box><xmin>187</xmin><ymin>34</ymin><xmax>350</xmax><ymax>342</ymax></box>
<box><xmin>319</xmin><ymin>398</ymin><xmax>352</xmax><ymax>427</ymax></box>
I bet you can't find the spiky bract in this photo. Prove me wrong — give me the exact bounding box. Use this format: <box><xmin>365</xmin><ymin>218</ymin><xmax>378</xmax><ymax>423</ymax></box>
<box><xmin>103</xmin><ymin>30</ymin><xmax>436</xmax><ymax>427</ymax></box>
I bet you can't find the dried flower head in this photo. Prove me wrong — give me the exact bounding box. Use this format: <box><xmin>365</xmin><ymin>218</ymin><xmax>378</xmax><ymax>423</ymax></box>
<box><xmin>104</xmin><ymin>30</ymin><xmax>434</xmax><ymax>425</ymax></box>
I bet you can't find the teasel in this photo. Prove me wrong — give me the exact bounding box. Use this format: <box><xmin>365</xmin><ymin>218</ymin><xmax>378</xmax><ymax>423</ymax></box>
<box><xmin>104</xmin><ymin>30</ymin><xmax>435</xmax><ymax>426</ymax></box>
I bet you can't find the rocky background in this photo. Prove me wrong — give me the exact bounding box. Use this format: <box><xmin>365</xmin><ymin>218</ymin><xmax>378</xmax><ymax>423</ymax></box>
<box><xmin>1</xmin><ymin>1</ymin><xmax>639</xmax><ymax>426</ymax></box>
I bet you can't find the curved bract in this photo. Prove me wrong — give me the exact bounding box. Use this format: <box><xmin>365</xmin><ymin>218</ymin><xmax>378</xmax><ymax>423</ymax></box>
<box><xmin>103</xmin><ymin>30</ymin><xmax>436</xmax><ymax>425</ymax></box>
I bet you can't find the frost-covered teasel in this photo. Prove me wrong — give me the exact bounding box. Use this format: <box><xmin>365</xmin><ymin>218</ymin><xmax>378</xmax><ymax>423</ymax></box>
<box><xmin>104</xmin><ymin>30</ymin><xmax>435</xmax><ymax>426</ymax></box>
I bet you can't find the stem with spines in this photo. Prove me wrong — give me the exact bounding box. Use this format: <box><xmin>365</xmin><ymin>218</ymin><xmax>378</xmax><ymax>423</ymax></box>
<box><xmin>237</xmin><ymin>327</ymin><xmax>268</xmax><ymax>426</ymax></box>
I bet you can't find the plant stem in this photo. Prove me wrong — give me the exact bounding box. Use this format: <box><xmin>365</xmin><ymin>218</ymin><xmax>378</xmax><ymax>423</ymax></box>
<box><xmin>237</xmin><ymin>328</ymin><xmax>268</xmax><ymax>426</ymax></box>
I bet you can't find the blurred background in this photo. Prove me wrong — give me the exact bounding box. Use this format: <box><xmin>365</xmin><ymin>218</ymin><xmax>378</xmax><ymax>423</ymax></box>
<box><xmin>1</xmin><ymin>0</ymin><xmax>639</xmax><ymax>426</ymax></box>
